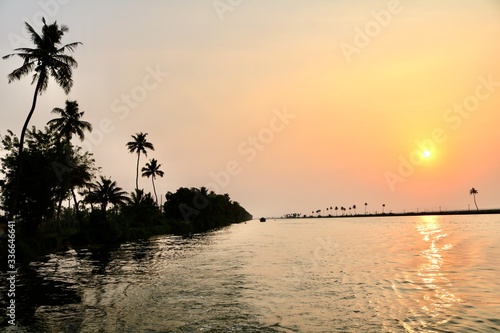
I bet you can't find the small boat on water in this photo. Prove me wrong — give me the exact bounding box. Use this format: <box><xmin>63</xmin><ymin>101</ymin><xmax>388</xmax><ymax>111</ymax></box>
<box><xmin>260</xmin><ymin>217</ymin><xmax>266</xmax><ymax>222</ymax></box>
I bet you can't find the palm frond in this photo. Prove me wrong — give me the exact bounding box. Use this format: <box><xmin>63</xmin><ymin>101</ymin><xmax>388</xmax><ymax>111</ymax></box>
<box><xmin>25</xmin><ymin>22</ymin><xmax>43</xmax><ymax>47</ymax></box>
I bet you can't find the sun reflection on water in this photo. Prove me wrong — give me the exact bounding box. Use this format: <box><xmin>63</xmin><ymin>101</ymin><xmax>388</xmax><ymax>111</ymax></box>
<box><xmin>414</xmin><ymin>216</ymin><xmax>461</xmax><ymax>328</ymax></box>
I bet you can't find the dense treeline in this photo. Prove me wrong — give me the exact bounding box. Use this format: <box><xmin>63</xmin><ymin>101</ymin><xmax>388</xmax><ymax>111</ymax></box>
<box><xmin>0</xmin><ymin>127</ymin><xmax>252</xmax><ymax>259</ymax></box>
<box><xmin>164</xmin><ymin>187</ymin><xmax>253</xmax><ymax>233</ymax></box>
<box><xmin>0</xmin><ymin>18</ymin><xmax>252</xmax><ymax>262</ymax></box>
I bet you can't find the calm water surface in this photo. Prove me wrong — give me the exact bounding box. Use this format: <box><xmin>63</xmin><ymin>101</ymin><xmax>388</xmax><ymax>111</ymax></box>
<box><xmin>2</xmin><ymin>215</ymin><xmax>500</xmax><ymax>332</ymax></box>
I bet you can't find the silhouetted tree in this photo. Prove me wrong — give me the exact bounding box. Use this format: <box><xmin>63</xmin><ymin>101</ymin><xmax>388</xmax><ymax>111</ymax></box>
<box><xmin>47</xmin><ymin>99</ymin><xmax>93</xmax><ymax>222</ymax></box>
<box><xmin>0</xmin><ymin>127</ymin><xmax>95</xmax><ymax>231</ymax></box>
<box><xmin>353</xmin><ymin>204</ymin><xmax>356</xmax><ymax>215</ymax></box>
<box><xmin>85</xmin><ymin>176</ymin><xmax>128</xmax><ymax>214</ymax></box>
<box><xmin>141</xmin><ymin>158</ymin><xmax>164</xmax><ymax>206</ymax></box>
<box><xmin>3</xmin><ymin>18</ymin><xmax>81</xmax><ymax>218</ymax></box>
<box><xmin>382</xmin><ymin>204</ymin><xmax>385</xmax><ymax>214</ymax></box>
<box><xmin>469</xmin><ymin>188</ymin><xmax>479</xmax><ymax>211</ymax></box>
<box><xmin>126</xmin><ymin>132</ymin><xmax>154</xmax><ymax>191</ymax></box>
<box><xmin>364</xmin><ymin>202</ymin><xmax>367</xmax><ymax>215</ymax></box>
<box><xmin>127</xmin><ymin>189</ymin><xmax>154</xmax><ymax>206</ymax></box>
<box><xmin>335</xmin><ymin>206</ymin><xmax>338</xmax><ymax>216</ymax></box>
<box><xmin>47</xmin><ymin>100</ymin><xmax>92</xmax><ymax>142</ymax></box>
<box><xmin>163</xmin><ymin>187</ymin><xmax>252</xmax><ymax>232</ymax></box>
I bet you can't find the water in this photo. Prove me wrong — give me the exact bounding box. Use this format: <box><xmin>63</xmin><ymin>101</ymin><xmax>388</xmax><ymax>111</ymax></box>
<box><xmin>2</xmin><ymin>215</ymin><xmax>500</xmax><ymax>332</ymax></box>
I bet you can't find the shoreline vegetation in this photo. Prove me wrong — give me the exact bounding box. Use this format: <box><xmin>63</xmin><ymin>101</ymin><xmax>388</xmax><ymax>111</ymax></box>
<box><xmin>279</xmin><ymin>208</ymin><xmax>500</xmax><ymax>220</ymax></box>
<box><xmin>0</xmin><ymin>19</ymin><xmax>252</xmax><ymax>265</ymax></box>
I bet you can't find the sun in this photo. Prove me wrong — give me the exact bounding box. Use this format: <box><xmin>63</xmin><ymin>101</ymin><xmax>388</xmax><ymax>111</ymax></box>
<box><xmin>423</xmin><ymin>150</ymin><xmax>431</xmax><ymax>159</ymax></box>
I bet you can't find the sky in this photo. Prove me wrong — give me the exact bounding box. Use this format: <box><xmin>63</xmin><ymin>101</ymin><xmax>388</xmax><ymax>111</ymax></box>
<box><xmin>1</xmin><ymin>0</ymin><xmax>500</xmax><ymax>218</ymax></box>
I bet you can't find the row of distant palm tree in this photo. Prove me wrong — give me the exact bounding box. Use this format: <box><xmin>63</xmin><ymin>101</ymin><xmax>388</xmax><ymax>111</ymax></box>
<box><xmin>313</xmin><ymin>203</ymin><xmax>387</xmax><ymax>217</ymax></box>
<box><xmin>313</xmin><ymin>190</ymin><xmax>481</xmax><ymax>216</ymax></box>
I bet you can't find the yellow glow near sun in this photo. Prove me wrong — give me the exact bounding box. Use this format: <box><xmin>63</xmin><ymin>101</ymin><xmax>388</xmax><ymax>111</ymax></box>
<box><xmin>423</xmin><ymin>150</ymin><xmax>431</xmax><ymax>158</ymax></box>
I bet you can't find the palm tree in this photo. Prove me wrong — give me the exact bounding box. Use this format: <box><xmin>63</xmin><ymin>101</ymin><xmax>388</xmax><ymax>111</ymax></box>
<box><xmin>353</xmin><ymin>204</ymin><xmax>357</xmax><ymax>215</ymax></box>
<box><xmin>85</xmin><ymin>176</ymin><xmax>128</xmax><ymax>214</ymax></box>
<box><xmin>382</xmin><ymin>204</ymin><xmax>386</xmax><ymax>214</ymax></box>
<box><xmin>141</xmin><ymin>158</ymin><xmax>164</xmax><ymax>206</ymax></box>
<box><xmin>126</xmin><ymin>132</ymin><xmax>154</xmax><ymax>191</ymax></box>
<box><xmin>47</xmin><ymin>100</ymin><xmax>92</xmax><ymax>142</ymax></box>
<box><xmin>335</xmin><ymin>206</ymin><xmax>338</xmax><ymax>216</ymax></box>
<box><xmin>47</xmin><ymin>99</ymin><xmax>92</xmax><ymax>223</ymax></box>
<box><xmin>364</xmin><ymin>202</ymin><xmax>368</xmax><ymax>215</ymax></box>
<box><xmin>3</xmin><ymin>18</ymin><xmax>81</xmax><ymax>218</ymax></box>
<box><xmin>470</xmin><ymin>188</ymin><xmax>479</xmax><ymax>211</ymax></box>
<box><xmin>127</xmin><ymin>189</ymin><xmax>154</xmax><ymax>206</ymax></box>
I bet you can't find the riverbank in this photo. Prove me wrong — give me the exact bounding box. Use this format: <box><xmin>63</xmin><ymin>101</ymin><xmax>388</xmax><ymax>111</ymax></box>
<box><xmin>281</xmin><ymin>208</ymin><xmax>500</xmax><ymax>219</ymax></box>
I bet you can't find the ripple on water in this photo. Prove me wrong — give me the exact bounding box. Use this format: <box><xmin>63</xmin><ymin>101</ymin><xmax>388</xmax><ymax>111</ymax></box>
<box><xmin>2</xmin><ymin>216</ymin><xmax>500</xmax><ymax>332</ymax></box>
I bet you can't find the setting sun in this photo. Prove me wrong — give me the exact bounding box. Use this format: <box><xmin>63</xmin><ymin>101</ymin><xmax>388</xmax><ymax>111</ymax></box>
<box><xmin>423</xmin><ymin>150</ymin><xmax>432</xmax><ymax>159</ymax></box>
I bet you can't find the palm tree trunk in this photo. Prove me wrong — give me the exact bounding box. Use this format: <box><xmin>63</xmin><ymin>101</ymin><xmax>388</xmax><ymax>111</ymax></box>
<box><xmin>9</xmin><ymin>75</ymin><xmax>44</xmax><ymax>220</ymax></box>
<box><xmin>152</xmin><ymin>177</ymin><xmax>158</xmax><ymax>206</ymax></box>
<box><xmin>71</xmin><ymin>188</ymin><xmax>82</xmax><ymax>226</ymax></box>
<box><xmin>135</xmin><ymin>151</ymin><xmax>140</xmax><ymax>191</ymax></box>
<box><xmin>473</xmin><ymin>195</ymin><xmax>478</xmax><ymax>211</ymax></box>
<box><xmin>56</xmin><ymin>192</ymin><xmax>64</xmax><ymax>229</ymax></box>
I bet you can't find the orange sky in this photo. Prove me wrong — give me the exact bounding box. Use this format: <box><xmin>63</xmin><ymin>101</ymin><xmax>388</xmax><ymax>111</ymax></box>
<box><xmin>1</xmin><ymin>0</ymin><xmax>500</xmax><ymax>217</ymax></box>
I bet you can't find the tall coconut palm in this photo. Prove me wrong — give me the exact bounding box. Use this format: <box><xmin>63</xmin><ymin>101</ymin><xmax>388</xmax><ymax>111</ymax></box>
<box><xmin>47</xmin><ymin>100</ymin><xmax>92</xmax><ymax>142</ymax></box>
<box><xmin>335</xmin><ymin>206</ymin><xmax>338</xmax><ymax>216</ymax></box>
<box><xmin>364</xmin><ymin>202</ymin><xmax>368</xmax><ymax>215</ymax></box>
<box><xmin>85</xmin><ymin>176</ymin><xmax>128</xmax><ymax>214</ymax></box>
<box><xmin>47</xmin><ymin>99</ymin><xmax>92</xmax><ymax>223</ymax></box>
<box><xmin>141</xmin><ymin>158</ymin><xmax>164</xmax><ymax>206</ymax></box>
<box><xmin>382</xmin><ymin>204</ymin><xmax>386</xmax><ymax>214</ymax></box>
<box><xmin>126</xmin><ymin>132</ymin><xmax>154</xmax><ymax>191</ymax></box>
<box><xmin>3</xmin><ymin>18</ymin><xmax>81</xmax><ymax>218</ymax></box>
<box><xmin>469</xmin><ymin>188</ymin><xmax>479</xmax><ymax>211</ymax></box>
<box><xmin>353</xmin><ymin>204</ymin><xmax>357</xmax><ymax>215</ymax></box>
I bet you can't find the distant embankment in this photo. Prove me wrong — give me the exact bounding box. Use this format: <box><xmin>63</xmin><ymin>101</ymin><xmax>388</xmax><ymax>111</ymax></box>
<box><xmin>365</xmin><ymin>209</ymin><xmax>500</xmax><ymax>218</ymax></box>
<box><xmin>284</xmin><ymin>209</ymin><xmax>500</xmax><ymax>219</ymax></box>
